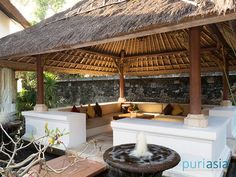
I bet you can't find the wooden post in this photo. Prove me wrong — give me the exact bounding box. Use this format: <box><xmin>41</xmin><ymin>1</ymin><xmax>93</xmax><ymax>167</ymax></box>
<box><xmin>34</xmin><ymin>56</ymin><xmax>48</xmax><ymax>111</ymax></box>
<box><xmin>221</xmin><ymin>53</ymin><xmax>232</xmax><ymax>106</ymax></box>
<box><xmin>189</xmin><ymin>27</ymin><xmax>202</xmax><ymax>114</ymax></box>
<box><xmin>189</xmin><ymin>27</ymin><xmax>201</xmax><ymax>114</ymax></box>
<box><xmin>185</xmin><ymin>26</ymin><xmax>208</xmax><ymax>128</ymax></box>
<box><xmin>222</xmin><ymin>57</ymin><xmax>229</xmax><ymax>101</ymax></box>
<box><xmin>118</xmin><ymin>50</ymin><xmax>126</xmax><ymax>102</ymax></box>
<box><xmin>119</xmin><ymin>70</ymin><xmax>125</xmax><ymax>99</ymax></box>
<box><xmin>36</xmin><ymin>56</ymin><xmax>44</xmax><ymax>104</ymax></box>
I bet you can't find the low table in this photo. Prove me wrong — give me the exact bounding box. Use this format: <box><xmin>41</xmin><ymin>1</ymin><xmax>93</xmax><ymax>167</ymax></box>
<box><xmin>113</xmin><ymin>113</ymin><xmax>154</xmax><ymax>120</ymax></box>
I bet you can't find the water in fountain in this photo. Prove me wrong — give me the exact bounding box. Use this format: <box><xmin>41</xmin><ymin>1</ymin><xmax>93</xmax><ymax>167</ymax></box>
<box><xmin>129</xmin><ymin>132</ymin><xmax>153</xmax><ymax>159</ymax></box>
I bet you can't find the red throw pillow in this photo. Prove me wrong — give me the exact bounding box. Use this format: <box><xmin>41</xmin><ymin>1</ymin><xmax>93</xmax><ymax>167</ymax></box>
<box><xmin>71</xmin><ymin>105</ymin><xmax>80</xmax><ymax>113</ymax></box>
<box><xmin>163</xmin><ymin>104</ymin><xmax>173</xmax><ymax>115</ymax></box>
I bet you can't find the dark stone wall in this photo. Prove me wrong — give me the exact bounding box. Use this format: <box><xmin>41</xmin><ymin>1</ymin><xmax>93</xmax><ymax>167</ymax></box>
<box><xmin>56</xmin><ymin>75</ymin><xmax>236</xmax><ymax>106</ymax></box>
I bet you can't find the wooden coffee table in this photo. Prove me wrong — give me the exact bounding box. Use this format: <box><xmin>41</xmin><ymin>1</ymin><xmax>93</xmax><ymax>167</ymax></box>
<box><xmin>113</xmin><ymin>113</ymin><xmax>154</xmax><ymax>120</ymax></box>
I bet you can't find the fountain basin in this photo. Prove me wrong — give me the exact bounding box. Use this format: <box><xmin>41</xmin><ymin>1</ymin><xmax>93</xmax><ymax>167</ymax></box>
<box><xmin>103</xmin><ymin>143</ymin><xmax>180</xmax><ymax>177</ymax></box>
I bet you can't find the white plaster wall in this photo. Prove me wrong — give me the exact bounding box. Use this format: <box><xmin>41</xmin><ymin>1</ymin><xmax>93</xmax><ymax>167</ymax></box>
<box><xmin>0</xmin><ymin>11</ymin><xmax>10</xmax><ymax>38</ymax></box>
<box><xmin>0</xmin><ymin>10</ymin><xmax>24</xmax><ymax>38</ymax></box>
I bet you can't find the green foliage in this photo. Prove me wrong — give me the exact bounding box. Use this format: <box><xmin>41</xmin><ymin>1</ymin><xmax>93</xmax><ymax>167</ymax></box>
<box><xmin>15</xmin><ymin>0</ymin><xmax>65</xmax><ymax>24</ymax></box>
<box><xmin>16</xmin><ymin>88</ymin><xmax>36</xmax><ymax>114</ymax></box>
<box><xmin>16</xmin><ymin>72</ymin><xmax>58</xmax><ymax>117</ymax></box>
<box><xmin>44</xmin><ymin>72</ymin><xmax>58</xmax><ymax>108</ymax></box>
<box><xmin>34</xmin><ymin>0</ymin><xmax>65</xmax><ymax>22</ymax></box>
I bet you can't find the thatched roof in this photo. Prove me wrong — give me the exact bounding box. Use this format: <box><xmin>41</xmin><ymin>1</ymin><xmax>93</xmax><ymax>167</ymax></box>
<box><xmin>0</xmin><ymin>0</ymin><xmax>30</xmax><ymax>28</ymax></box>
<box><xmin>0</xmin><ymin>0</ymin><xmax>235</xmax><ymax>76</ymax></box>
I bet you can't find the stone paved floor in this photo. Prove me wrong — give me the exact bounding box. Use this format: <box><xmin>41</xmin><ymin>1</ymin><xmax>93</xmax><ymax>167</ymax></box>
<box><xmin>73</xmin><ymin>131</ymin><xmax>113</xmax><ymax>163</ymax></box>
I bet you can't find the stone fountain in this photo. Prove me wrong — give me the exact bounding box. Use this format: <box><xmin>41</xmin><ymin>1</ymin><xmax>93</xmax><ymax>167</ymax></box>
<box><xmin>103</xmin><ymin>132</ymin><xmax>180</xmax><ymax>177</ymax></box>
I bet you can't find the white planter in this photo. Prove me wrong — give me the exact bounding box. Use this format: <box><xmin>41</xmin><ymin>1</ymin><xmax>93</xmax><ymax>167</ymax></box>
<box><xmin>209</xmin><ymin>106</ymin><xmax>236</xmax><ymax>139</ymax></box>
<box><xmin>22</xmin><ymin>111</ymin><xmax>86</xmax><ymax>150</ymax></box>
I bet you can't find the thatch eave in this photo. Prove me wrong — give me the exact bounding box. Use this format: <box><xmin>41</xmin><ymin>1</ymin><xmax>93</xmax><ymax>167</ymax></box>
<box><xmin>0</xmin><ymin>0</ymin><xmax>235</xmax><ymax>76</ymax></box>
<box><xmin>0</xmin><ymin>0</ymin><xmax>235</xmax><ymax>60</ymax></box>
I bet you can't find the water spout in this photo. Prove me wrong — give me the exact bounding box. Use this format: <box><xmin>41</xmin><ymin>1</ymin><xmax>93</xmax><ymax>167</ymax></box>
<box><xmin>130</xmin><ymin>132</ymin><xmax>153</xmax><ymax>158</ymax></box>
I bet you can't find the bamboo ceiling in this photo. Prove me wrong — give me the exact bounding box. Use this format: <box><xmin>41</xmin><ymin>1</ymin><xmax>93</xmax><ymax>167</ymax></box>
<box><xmin>0</xmin><ymin>0</ymin><xmax>235</xmax><ymax>76</ymax></box>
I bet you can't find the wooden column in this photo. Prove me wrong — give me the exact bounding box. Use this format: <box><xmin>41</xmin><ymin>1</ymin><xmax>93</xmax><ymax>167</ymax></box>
<box><xmin>222</xmin><ymin>57</ymin><xmax>229</xmax><ymax>100</ymax></box>
<box><xmin>118</xmin><ymin>50</ymin><xmax>126</xmax><ymax>102</ymax></box>
<box><xmin>36</xmin><ymin>56</ymin><xmax>44</xmax><ymax>105</ymax></box>
<box><xmin>189</xmin><ymin>27</ymin><xmax>202</xmax><ymax>114</ymax></box>
<box><xmin>119</xmin><ymin>70</ymin><xmax>125</xmax><ymax>99</ymax></box>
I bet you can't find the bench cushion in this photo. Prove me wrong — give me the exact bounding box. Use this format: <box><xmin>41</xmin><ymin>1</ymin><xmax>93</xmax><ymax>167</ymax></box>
<box><xmin>86</xmin><ymin>113</ymin><xmax>120</xmax><ymax>129</ymax></box>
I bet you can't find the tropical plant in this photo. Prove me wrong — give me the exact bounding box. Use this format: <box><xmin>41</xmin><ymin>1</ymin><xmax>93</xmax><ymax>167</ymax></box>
<box><xmin>16</xmin><ymin>72</ymin><xmax>58</xmax><ymax>118</ymax></box>
<box><xmin>44</xmin><ymin>72</ymin><xmax>58</xmax><ymax>108</ymax></box>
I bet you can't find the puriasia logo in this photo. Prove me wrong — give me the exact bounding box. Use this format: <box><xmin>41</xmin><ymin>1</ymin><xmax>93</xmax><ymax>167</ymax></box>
<box><xmin>182</xmin><ymin>159</ymin><xmax>229</xmax><ymax>171</ymax></box>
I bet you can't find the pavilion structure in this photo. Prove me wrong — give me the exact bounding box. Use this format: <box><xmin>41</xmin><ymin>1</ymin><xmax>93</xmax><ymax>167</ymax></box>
<box><xmin>0</xmin><ymin>1</ymin><xmax>235</xmax><ymax>176</ymax></box>
<box><xmin>0</xmin><ymin>0</ymin><xmax>235</xmax><ymax>127</ymax></box>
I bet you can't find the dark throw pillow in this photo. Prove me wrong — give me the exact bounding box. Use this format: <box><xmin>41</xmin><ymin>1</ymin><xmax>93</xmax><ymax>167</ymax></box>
<box><xmin>87</xmin><ymin>104</ymin><xmax>95</xmax><ymax>118</ymax></box>
<box><xmin>163</xmin><ymin>104</ymin><xmax>173</xmax><ymax>115</ymax></box>
<box><xmin>94</xmin><ymin>102</ymin><xmax>102</xmax><ymax>117</ymax></box>
<box><xmin>71</xmin><ymin>105</ymin><xmax>80</xmax><ymax>113</ymax></box>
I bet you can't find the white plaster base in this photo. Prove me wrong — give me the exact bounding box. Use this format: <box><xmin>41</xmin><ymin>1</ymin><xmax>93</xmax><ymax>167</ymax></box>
<box><xmin>118</xmin><ymin>97</ymin><xmax>126</xmax><ymax>103</ymax></box>
<box><xmin>34</xmin><ymin>104</ymin><xmax>48</xmax><ymax>112</ymax></box>
<box><xmin>22</xmin><ymin>111</ymin><xmax>86</xmax><ymax>150</ymax></box>
<box><xmin>220</xmin><ymin>100</ymin><xmax>232</xmax><ymax>107</ymax></box>
<box><xmin>184</xmin><ymin>114</ymin><xmax>208</xmax><ymax>128</ymax></box>
<box><xmin>209</xmin><ymin>106</ymin><xmax>236</xmax><ymax>139</ymax></box>
<box><xmin>112</xmin><ymin>117</ymin><xmax>230</xmax><ymax>177</ymax></box>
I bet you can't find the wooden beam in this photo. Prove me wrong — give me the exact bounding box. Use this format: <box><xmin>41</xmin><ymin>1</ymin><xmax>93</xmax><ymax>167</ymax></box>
<box><xmin>111</xmin><ymin>58</ymin><xmax>121</xmax><ymax>74</ymax></box>
<box><xmin>126</xmin><ymin>66</ymin><xmax>236</xmax><ymax>76</ymax></box>
<box><xmin>0</xmin><ymin>59</ymin><xmax>116</xmax><ymax>75</ymax></box>
<box><xmin>229</xmin><ymin>20</ymin><xmax>236</xmax><ymax>38</ymax></box>
<box><xmin>129</xmin><ymin>61</ymin><xmax>218</xmax><ymax>71</ymax></box>
<box><xmin>76</xmin><ymin>48</ymin><xmax>119</xmax><ymax>59</ymax></box>
<box><xmin>2</xmin><ymin>58</ymin><xmax>236</xmax><ymax>76</ymax></box>
<box><xmin>45</xmin><ymin>58</ymin><xmax>116</xmax><ymax>72</ymax></box>
<box><xmin>223</xmin><ymin>51</ymin><xmax>229</xmax><ymax>100</ymax></box>
<box><xmin>47</xmin><ymin>67</ymin><xmax>115</xmax><ymax>75</ymax></box>
<box><xmin>0</xmin><ymin>0</ymin><xmax>30</xmax><ymax>28</ymax></box>
<box><xmin>189</xmin><ymin>27</ymin><xmax>202</xmax><ymax>114</ymax></box>
<box><xmin>209</xmin><ymin>24</ymin><xmax>232</xmax><ymax>49</ymax></box>
<box><xmin>126</xmin><ymin>47</ymin><xmax>217</xmax><ymax>60</ymax></box>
